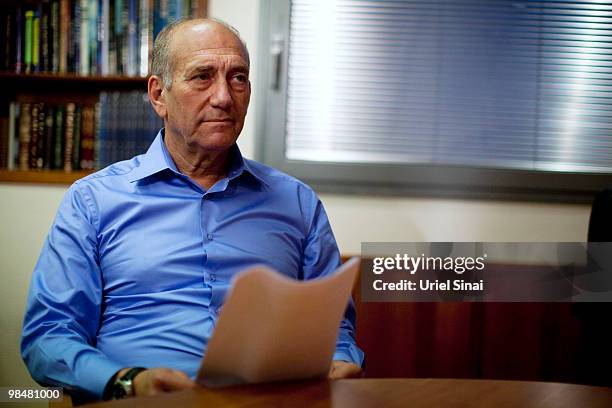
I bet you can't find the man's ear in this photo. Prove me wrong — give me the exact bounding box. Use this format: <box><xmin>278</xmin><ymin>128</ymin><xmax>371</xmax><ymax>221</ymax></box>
<box><xmin>148</xmin><ymin>75</ymin><xmax>167</xmax><ymax>119</ymax></box>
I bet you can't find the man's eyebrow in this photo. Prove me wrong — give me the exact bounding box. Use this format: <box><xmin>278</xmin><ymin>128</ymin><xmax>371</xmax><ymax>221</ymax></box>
<box><xmin>186</xmin><ymin>66</ymin><xmax>216</xmax><ymax>76</ymax></box>
<box><xmin>231</xmin><ymin>65</ymin><xmax>249</xmax><ymax>74</ymax></box>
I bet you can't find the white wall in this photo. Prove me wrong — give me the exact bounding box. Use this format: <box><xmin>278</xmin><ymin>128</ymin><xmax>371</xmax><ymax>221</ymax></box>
<box><xmin>0</xmin><ymin>0</ymin><xmax>591</xmax><ymax>399</ymax></box>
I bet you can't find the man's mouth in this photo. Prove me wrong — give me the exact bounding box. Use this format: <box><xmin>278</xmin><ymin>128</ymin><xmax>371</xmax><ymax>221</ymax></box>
<box><xmin>205</xmin><ymin>118</ymin><xmax>234</xmax><ymax>123</ymax></box>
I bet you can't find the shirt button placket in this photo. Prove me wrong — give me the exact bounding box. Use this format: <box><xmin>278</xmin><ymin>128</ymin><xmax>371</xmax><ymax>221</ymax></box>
<box><xmin>201</xmin><ymin>194</ymin><xmax>210</xmax><ymax>285</ymax></box>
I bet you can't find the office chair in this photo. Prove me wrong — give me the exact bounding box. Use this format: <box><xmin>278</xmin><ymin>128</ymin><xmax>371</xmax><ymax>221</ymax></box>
<box><xmin>574</xmin><ymin>185</ymin><xmax>612</xmax><ymax>387</ymax></box>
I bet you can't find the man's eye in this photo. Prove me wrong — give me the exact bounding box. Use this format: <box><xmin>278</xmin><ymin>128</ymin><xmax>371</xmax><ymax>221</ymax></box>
<box><xmin>195</xmin><ymin>73</ymin><xmax>212</xmax><ymax>81</ymax></box>
<box><xmin>232</xmin><ymin>74</ymin><xmax>248</xmax><ymax>83</ymax></box>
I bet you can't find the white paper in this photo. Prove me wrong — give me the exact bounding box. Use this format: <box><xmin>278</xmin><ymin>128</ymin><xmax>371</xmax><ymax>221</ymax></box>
<box><xmin>196</xmin><ymin>257</ymin><xmax>360</xmax><ymax>387</ymax></box>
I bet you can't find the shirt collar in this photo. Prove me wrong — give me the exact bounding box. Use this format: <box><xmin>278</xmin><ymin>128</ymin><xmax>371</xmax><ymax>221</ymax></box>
<box><xmin>127</xmin><ymin>129</ymin><xmax>268</xmax><ymax>187</ymax></box>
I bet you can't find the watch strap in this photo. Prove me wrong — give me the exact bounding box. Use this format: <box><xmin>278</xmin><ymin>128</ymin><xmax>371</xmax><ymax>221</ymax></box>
<box><xmin>104</xmin><ymin>367</ymin><xmax>147</xmax><ymax>400</ymax></box>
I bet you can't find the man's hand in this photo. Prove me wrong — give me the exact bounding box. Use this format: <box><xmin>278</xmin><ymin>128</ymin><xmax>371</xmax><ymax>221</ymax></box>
<box><xmin>328</xmin><ymin>360</ymin><xmax>363</xmax><ymax>379</ymax></box>
<box><xmin>132</xmin><ymin>368</ymin><xmax>196</xmax><ymax>397</ymax></box>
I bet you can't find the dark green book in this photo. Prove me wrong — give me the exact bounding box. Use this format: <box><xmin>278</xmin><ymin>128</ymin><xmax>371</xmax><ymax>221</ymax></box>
<box><xmin>43</xmin><ymin>105</ymin><xmax>54</xmax><ymax>169</ymax></box>
<box><xmin>72</xmin><ymin>104</ymin><xmax>82</xmax><ymax>170</ymax></box>
<box><xmin>53</xmin><ymin>104</ymin><xmax>64</xmax><ymax>169</ymax></box>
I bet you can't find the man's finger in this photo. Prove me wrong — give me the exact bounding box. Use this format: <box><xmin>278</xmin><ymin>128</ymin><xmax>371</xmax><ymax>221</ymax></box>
<box><xmin>155</xmin><ymin>369</ymin><xmax>196</xmax><ymax>392</ymax></box>
<box><xmin>328</xmin><ymin>361</ymin><xmax>363</xmax><ymax>379</ymax></box>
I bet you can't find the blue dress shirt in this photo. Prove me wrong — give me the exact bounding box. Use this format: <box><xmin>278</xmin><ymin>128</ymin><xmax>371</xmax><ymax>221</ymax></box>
<box><xmin>21</xmin><ymin>130</ymin><xmax>364</xmax><ymax>399</ymax></box>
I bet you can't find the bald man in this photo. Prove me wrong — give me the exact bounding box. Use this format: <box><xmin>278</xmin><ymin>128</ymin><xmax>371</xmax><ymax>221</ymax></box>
<box><xmin>21</xmin><ymin>18</ymin><xmax>364</xmax><ymax>402</ymax></box>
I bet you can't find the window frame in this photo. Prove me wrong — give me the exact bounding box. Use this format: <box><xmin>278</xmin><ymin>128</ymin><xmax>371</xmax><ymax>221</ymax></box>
<box><xmin>254</xmin><ymin>0</ymin><xmax>612</xmax><ymax>203</ymax></box>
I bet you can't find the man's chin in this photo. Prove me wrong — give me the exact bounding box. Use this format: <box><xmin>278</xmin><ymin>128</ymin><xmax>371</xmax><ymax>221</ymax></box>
<box><xmin>193</xmin><ymin>134</ymin><xmax>239</xmax><ymax>152</ymax></box>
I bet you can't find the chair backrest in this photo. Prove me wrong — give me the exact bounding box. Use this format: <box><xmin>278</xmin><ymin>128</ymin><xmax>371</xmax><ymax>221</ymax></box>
<box><xmin>588</xmin><ymin>186</ymin><xmax>612</xmax><ymax>242</ymax></box>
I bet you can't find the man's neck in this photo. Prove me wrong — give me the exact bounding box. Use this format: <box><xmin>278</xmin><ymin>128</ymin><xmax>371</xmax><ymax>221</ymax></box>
<box><xmin>164</xmin><ymin>135</ymin><xmax>231</xmax><ymax>191</ymax></box>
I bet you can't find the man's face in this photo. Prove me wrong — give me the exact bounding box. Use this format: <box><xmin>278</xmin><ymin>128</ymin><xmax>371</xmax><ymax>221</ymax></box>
<box><xmin>160</xmin><ymin>22</ymin><xmax>251</xmax><ymax>153</ymax></box>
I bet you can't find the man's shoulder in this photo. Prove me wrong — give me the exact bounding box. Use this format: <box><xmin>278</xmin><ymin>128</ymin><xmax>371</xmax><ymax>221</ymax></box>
<box><xmin>244</xmin><ymin>158</ymin><xmax>316</xmax><ymax>194</ymax></box>
<box><xmin>73</xmin><ymin>155</ymin><xmax>144</xmax><ymax>188</ymax></box>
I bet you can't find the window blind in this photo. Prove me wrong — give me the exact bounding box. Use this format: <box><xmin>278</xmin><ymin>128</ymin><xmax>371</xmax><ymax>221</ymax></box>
<box><xmin>285</xmin><ymin>0</ymin><xmax>612</xmax><ymax>173</ymax></box>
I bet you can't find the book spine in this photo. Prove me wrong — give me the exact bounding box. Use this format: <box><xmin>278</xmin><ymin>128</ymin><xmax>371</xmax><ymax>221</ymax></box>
<box><xmin>15</xmin><ymin>6</ymin><xmax>23</xmax><ymax>74</ymax></box>
<box><xmin>71</xmin><ymin>0</ymin><xmax>81</xmax><ymax>73</ymax></box>
<box><xmin>100</xmin><ymin>0</ymin><xmax>109</xmax><ymax>75</ymax></box>
<box><xmin>8</xmin><ymin>102</ymin><xmax>18</xmax><ymax>171</ymax></box>
<box><xmin>53</xmin><ymin>105</ymin><xmax>64</xmax><ymax>169</ymax></box>
<box><xmin>93</xmin><ymin>101</ymin><xmax>101</xmax><ymax>169</ymax></box>
<box><xmin>88</xmin><ymin>0</ymin><xmax>98</xmax><ymax>75</ymax></box>
<box><xmin>44</xmin><ymin>106</ymin><xmax>54</xmax><ymax>169</ymax></box>
<box><xmin>172</xmin><ymin>0</ymin><xmax>183</xmax><ymax>21</ymax></box>
<box><xmin>3</xmin><ymin>9</ymin><xmax>12</xmax><ymax>71</ymax></box>
<box><xmin>59</xmin><ymin>0</ymin><xmax>70</xmax><ymax>73</ymax></box>
<box><xmin>139</xmin><ymin>0</ymin><xmax>150</xmax><ymax>77</ymax></box>
<box><xmin>51</xmin><ymin>0</ymin><xmax>60</xmax><ymax>73</ymax></box>
<box><xmin>80</xmin><ymin>105</ymin><xmax>95</xmax><ymax>170</ymax></box>
<box><xmin>98</xmin><ymin>92</ymin><xmax>106</xmax><ymax>167</ymax></box>
<box><xmin>64</xmin><ymin>102</ymin><xmax>75</xmax><ymax>172</ymax></box>
<box><xmin>119</xmin><ymin>0</ymin><xmax>128</xmax><ymax>74</ymax></box>
<box><xmin>18</xmin><ymin>103</ymin><xmax>31</xmax><ymax>170</ymax></box>
<box><xmin>0</xmin><ymin>114</ymin><xmax>8</xmax><ymax>169</ymax></box>
<box><xmin>126</xmin><ymin>0</ymin><xmax>137</xmax><ymax>76</ymax></box>
<box><xmin>72</xmin><ymin>105</ymin><xmax>82</xmax><ymax>170</ymax></box>
<box><xmin>36</xmin><ymin>102</ymin><xmax>46</xmax><ymax>169</ymax></box>
<box><xmin>190</xmin><ymin>0</ymin><xmax>199</xmax><ymax>17</ymax></box>
<box><xmin>108</xmin><ymin>0</ymin><xmax>116</xmax><ymax>75</ymax></box>
<box><xmin>0</xmin><ymin>9</ymin><xmax>7</xmax><ymax>72</ymax></box>
<box><xmin>24</xmin><ymin>10</ymin><xmax>33</xmax><ymax>74</ymax></box>
<box><xmin>32</xmin><ymin>8</ymin><xmax>41</xmax><ymax>72</ymax></box>
<box><xmin>80</xmin><ymin>0</ymin><xmax>89</xmax><ymax>75</ymax></box>
<box><xmin>40</xmin><ymin>1</ymin><xmax>50</xmax><ymax>72</ymax></box>
<box><xmin>29</xmin><ymin>103</ymin><xmax>39</xmax><ymax>169</ymax></box>
<box><xmin>152</xmin><ymin>0</ymin><xmax>161</xmax><ymax>41</ymax></box>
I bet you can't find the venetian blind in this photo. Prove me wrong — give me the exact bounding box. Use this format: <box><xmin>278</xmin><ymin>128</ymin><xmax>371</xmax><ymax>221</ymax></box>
<box><xmin>285</xmin><ymin>0</ymin><xmax>612</xmax><ymax>173</ymax></box>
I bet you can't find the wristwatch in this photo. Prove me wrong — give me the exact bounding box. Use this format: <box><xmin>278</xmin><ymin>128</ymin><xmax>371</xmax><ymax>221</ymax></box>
<box><xmin>108</xmin><ymin>367</ymin><xmax>147</xmax><ymax>399</ymax></box>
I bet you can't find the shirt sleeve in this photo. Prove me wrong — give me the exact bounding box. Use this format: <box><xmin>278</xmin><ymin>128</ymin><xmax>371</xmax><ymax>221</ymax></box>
<box><xmin>21</xmin><ymin>182</ymin><xmax>123</xmax><ymax>400</ymax></box>
<box><xmin>300</xmin><ymin>192</ymin><xmax>365</xmax><ymax>367</ymax></box>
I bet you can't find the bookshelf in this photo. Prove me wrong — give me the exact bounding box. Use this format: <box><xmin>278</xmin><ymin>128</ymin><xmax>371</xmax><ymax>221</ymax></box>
<box><xmin>0</xmin><ymin>0</ymin><xmax>208</xmax><ymax>186</ymax></box>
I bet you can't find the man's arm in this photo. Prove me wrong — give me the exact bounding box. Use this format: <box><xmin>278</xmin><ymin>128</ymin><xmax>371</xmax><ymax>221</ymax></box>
<box><xmin>300</xmin><ymin>193</ymin><xmax>365</xmax><ymax>375</ymax></box>
<box><xmin>21</xmin><ymin>183</ymin><xmax>124</xmax><ymax>399</ymax></box>
<box><xmin>21</xmin><ymin>183</ymin><xmax>195</xmax><ymax>400</ymax></box>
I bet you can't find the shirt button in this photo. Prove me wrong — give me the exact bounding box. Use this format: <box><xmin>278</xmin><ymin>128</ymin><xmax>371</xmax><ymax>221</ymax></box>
<box><xmin>207</xmin><ymin>234</ymin><xmax>213</xmax><ymax>240</ymax></box>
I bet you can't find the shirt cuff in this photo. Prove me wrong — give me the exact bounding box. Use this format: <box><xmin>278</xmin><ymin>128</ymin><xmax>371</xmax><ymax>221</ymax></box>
<box><xmin>333</xmin><ymin>346</ymin><xmax>365</xmax><ymax>367</ymax></box>
<box><xmin>77</xmin><ymin>357</ymin><xmax>125</xmax><ymax>399</ymax></box>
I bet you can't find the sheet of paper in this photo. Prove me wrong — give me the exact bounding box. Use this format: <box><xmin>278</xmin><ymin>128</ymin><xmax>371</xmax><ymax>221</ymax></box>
<box><xmin>196</xmin><ymin>257</ymin><xmax>360</xmax><ymax>387</ymax></box>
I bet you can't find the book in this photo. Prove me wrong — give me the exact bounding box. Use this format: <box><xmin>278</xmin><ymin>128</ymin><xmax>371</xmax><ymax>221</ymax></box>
<box><xmin>36</xmin><ymin>102</ymin><xmax>46</xmax><ymax>169</ymax></box>
<box><xmin>99</xmin><ymin>0</ymin><xmax>110</xmax><ymax>75</ymax></box>
<box><xmin>139</xmin><ymin>0</ymin><xmax>151</xmax><ymax>77</ymax></box>
<box><xmin>51</xmin><ymin>0</ymin><xmax>60</xmax><ymax>73</ymax></box>
<box><xmin>40</xmin><ymin>0</ymin><xmax>51</xmax><ymax>72</ymax></box>
<box><xmin>72</xmin><ymin>104</ymin><xmax>82</xmax><ymax>170</ymax></box>
<box><xmin>80</xmin><ymin>105</ymin><xmax>95</xmax><ymax>170</ymax></box>
<box><xmin>0</xmin><ymin>114</ymin><xmax>8</xmax><ymax>169</ymax></box>
<box><xmin>59</xmin><ymin>0</ymin><xmax>70</xmax><ymax>73</ymax></box>
<box><xmin>43</xmin><ymin>105</ymin><xmax>55</xmax><ymax>169</ymax></box>
<box><xmin>80</xmin><ymin>0</ymin><xmax>89</xmax><ymax>75</ymax></box>
<box><xmin>93</xmin><ymin>101</ymin><xmax>101</xmax><ymax>168</ymax></box>
<box><xmin>88</xmin><ymin>0</ymin><xmax>98</xmax><ymax>74</ymax></box>
<box><xmin>24</xmin><ymin>10</ymin><xmax>34</xmax><ymax>74</ymax></box>
<box><xmin>64</xmin><ymin>102</ymin><xmax>76</xmax><ymax>172</ymax></box>
<box><xmin>29</xmin><ymin>103</ymin><xmax>39</xmax><ymax>169</ymax></box>
<box><xmin>53</xmin><ymin>105</ymin><xmax>64</xmax><ymax>169</ymax></box>
<box><xmin>15</xmin><ymin>6</ymin><xmax>23</xmax><ymax>73</ymax></box>
<box><xmin>18</xmin><ymin>103</ymin><xmax>31</xmax><ymax>170</ymax></box>
<box><xmin>32</xmin><ymin>7</ymin><xmax>41</xmax><ymax>72</ymax></box>
<box><xmin>126</xmin><ymin>0</ymin><xmax>137</xmax><ymax>76</ymax></box>
<box><xmin>8</xmin><ymin>102</ymin><xmax>19</xmax><ymax>171</ymax></box>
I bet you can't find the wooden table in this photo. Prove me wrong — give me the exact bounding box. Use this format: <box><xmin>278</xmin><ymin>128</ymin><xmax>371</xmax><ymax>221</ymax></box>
<box><xmin>83</xmin><ymin>378</ymin><xmax>612</xmax><ymax>407</ymax></box>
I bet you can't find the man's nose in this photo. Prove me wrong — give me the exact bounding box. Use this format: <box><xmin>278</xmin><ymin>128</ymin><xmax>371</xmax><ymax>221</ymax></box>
<box><xmin>210</xmin><ymin>79</ymin><xmax>233</xmax><ymax>110</ymax></box>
